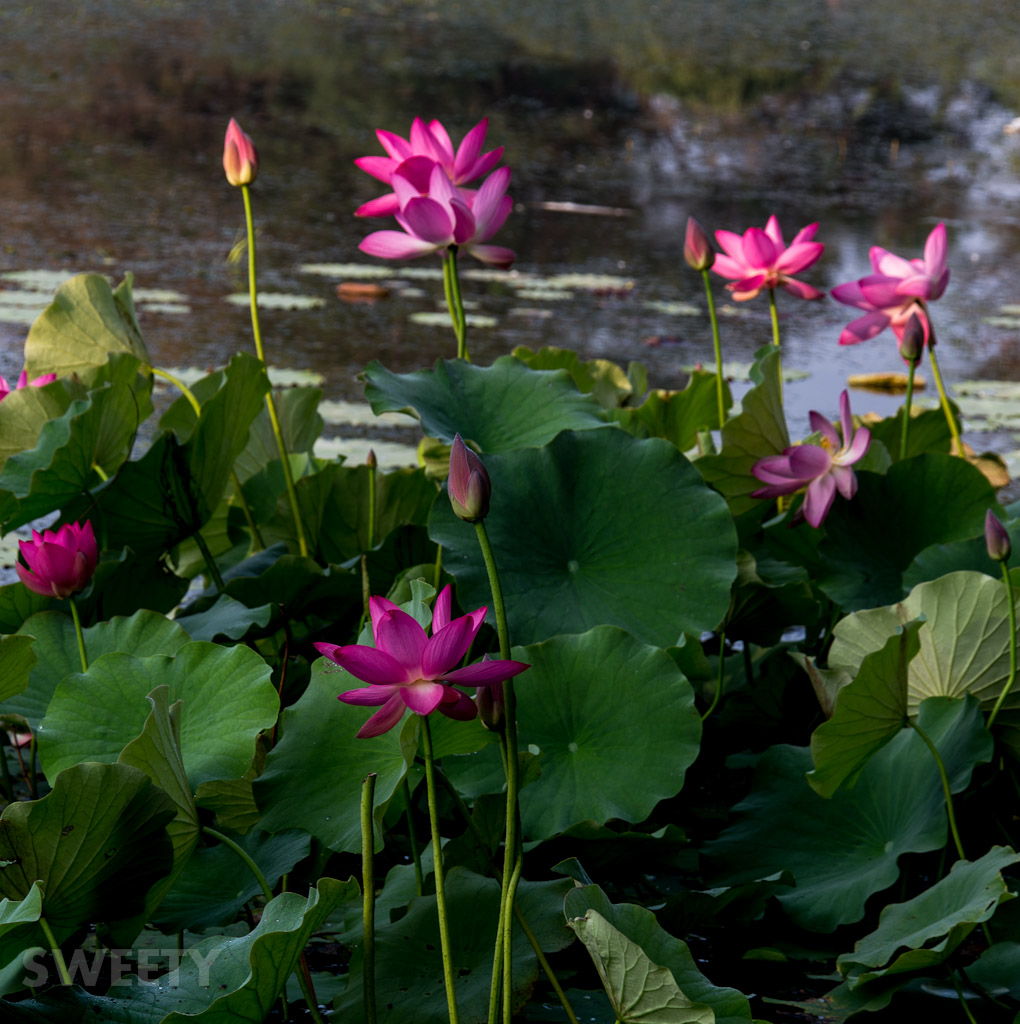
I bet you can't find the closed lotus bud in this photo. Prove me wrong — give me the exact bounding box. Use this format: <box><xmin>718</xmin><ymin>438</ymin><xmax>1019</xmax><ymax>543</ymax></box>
<box><xmin>985</xmin><ymin>509</ymin><xmax>1011</xmax><ymax>563</ymax></box>
<box><xmin>16</xmin><ymin>520</ymin><xmax>98</xmax><ymax>599</ymax></box>
<box><xmin>684</xmin><ymin>217</ymin><xmax>715</xmax><ymax>271</ymax></box>
<box><xmin>899</xmin><ymin>311</ymin><xmax>926</xmax><ymax>363</ymax></box>
<box><xmin>223</xmin><ymin>118</ymin><xmax>259</xmax><ymax>187</ymax></box>
<box><xmin>448</xmin><ymin>434</ymin><xmax>491</xmax><ymax>522</ymax></box>
<box><xmin>476</xmin><ymin>676</ymin><xmax>505</xmax><ymax>732</ymax></box>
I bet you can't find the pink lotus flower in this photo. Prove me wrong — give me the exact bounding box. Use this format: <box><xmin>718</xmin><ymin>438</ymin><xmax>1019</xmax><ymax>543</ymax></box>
<box><xmin>751</xmin><ymin>390</ymin><xmax>871</xmax><ymax>527</ymax></box>
<box><xmin>448</xmin><ymin>433</ymin><xmax>490</xmax><ymax>522</ymax></box>
<box><xmin>712</xmin><ymin>215</ymin><xmax>825</xmax><ymax>301</ymax></box>
<box><xmin>359</xmin><ymin>162</ymin><xmax>515</xmax><ymax>268</ymax></box>
<box><xmin>684</xmin><ymin>217</ymin><xmax>715</xmax><ymax>271</ymax></box>
<box><xmin>17</xmin><ymin>520</ymin><xmax>99</xmax><ymax>598</ymax></box>
<box><xmin>831</xmin><ymin>224</ymin><xmax>949</xmax><ymax>354</ymax></box>
<box><xmin>0</xmin><ymin>371</ymin><xmax>57</xmax><ymax>402</ymax></box>
<box><xmin>355</xmin><ymin>117</ymin><xmax>503</xmax><ymax>218</ymax></box>
<box><xmin>314</xmin><ymin>585</ymin><xmax>529</xmax><ymax>738</ymax></box>
<box><xmin>223</xmin><ymin>118</ymin><xmax>259</xmax><ymax>187</ymax></box>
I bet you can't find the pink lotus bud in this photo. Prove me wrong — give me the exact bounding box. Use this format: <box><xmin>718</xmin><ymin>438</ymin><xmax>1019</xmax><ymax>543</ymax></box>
<box><xmin>985</xmin><ymin>510</ymin><xmax>1011</xmax><ymax>563</ymax></box>
<box><xmin>448</xmin><ymin>434</ymin><xmax>491</xmax><ymax>522</ymax></box>
<box><xmin>899</xmin><ymin>312</ymin><xmax>926</xmax><ymax>363</ymax></box>
<box><xmin>476</xmin><ymin>676</ymin><xmax>505</xmax><ymax>732</ymax></box>
<box><xmin>684</xmin><ymin>217</ymin><xmax>715</xmax><ymax>271</ymax></box>
<box><xmin>16</xmin><ymin>520</ymin><xmax>99</xmax><ymax>599</ymax></box>
<box><xmin>223</xmin><ymin>118</ymin><xmax>259</xmax><ymax>187</ymax></box>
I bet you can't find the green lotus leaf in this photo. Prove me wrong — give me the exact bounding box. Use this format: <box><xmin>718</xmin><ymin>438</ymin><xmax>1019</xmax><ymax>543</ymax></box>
<box><xmin>38</xmin><ymin>641</ymin><xmax>278</xmax><ymax>788</ymax></box>
<box><xmin>11</xmin><ymin>609</ymin><xmax>191</xmax><ymax>728</ymax></box>
<box><xmin>0</xmin><ymin>635</ymin><xmax>36</xmax><ymax>704</ymax></box>
<box><xmin>511</xmin><ymin>626</ymin><xmax>701</xmax><ymax>840</ymax></box>
<box><xmin>511</xmin><ymin>344</ymin><xmax>639</xmax><ymax>408</ymax></box>
<box><xmin>827</xmin><ymin>571</ymin><xmax>1018</xmax><ymax>717</ymax></box>
<box><xmin>175</xmin><ymin>594</ymin><xmax>274</xmax><ymax>642</ymax></box>
<box><xmin>23</xmin><ymin>273</ymin><xmax>150</xmax><ymax>382</ymax></box>
<box><xmin>865</xmin><ymin>406</ymin><xmax>952</xmax><ymax>461</ymax></box>
<box><xmin>334</xmin><ymin>868</ymin><xmax>574</xmax><ymax>1024</ymax></box>
<box><xmin>695</xmin><ymin>344</ymin><xmax>789</xmax><ymax>515</ymax></box>
<box><xmin>0</xmin><ymin>885</ymin><xmax>44</xmax><ymax>982</ymax></box>
<box><xmin>0</xmin><ymin>762</ymin><xmax>174</xmax><ymax>939</ymax></box>
<box><xmin>816</xmin><ymin>456</ymin><xmax>998</xmax><ymax>611</ymax></box>
<box><xmin>565</xmin><ymin>884</ymin><xmax>752</xmax><ymax>1024</ymax></box>
<box><xmin>431</xmin><ymin>429</ymin><xmax>737</xmax><ymax>647</ymax></box>
<box><xmin>254</xmin><ymin>657</ymin><xmax>412</xmax><ymax>853</ymax></box>
<box><xmin>837</xmin><ymin>846</ymin><xmax>1020</xmax><ymax>985</ymax></box>
<box><xmin>807</xmin><ymin>621</ymin><xmax>921</xmax><ymax>798</ymax></box>
<box><xmin>905</xmin><ymin>517</ymin><xmax>1020</xmax><ymax>587</ymax></box>
<box><xmin>613</xmin><ymin>371</ymin><xmax>731</xmax><ymax>446</ymax></box>
<box><xmin>0</xmin><ymin>379</ymin><xmax>71</xmax><ymax>474</ymax></box>
<box><xmin>705</xmin><ymin>697</ymin><xmax>992</xmax><ymax>931</ymax></box>
<box><xmin>363</xmin><ymin>355</ymin><xmax>608</xmax><ymax>451</ymax></box>
<box><xmin>233</xmin><ymin>386</ymin><xmax>324</xmax><ymax>483</ymax></box>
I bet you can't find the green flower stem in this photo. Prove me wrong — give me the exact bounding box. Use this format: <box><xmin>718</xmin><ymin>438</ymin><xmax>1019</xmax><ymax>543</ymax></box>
<box><xmin>241</xmin><ymin>183</ymin><xmax>308</xmax><ymax>558</ymax></box>
<box><xmin>700</xmin><ymin>268</ymin><xmax>725</xmax><ymax>429</ymax></box>
<box><xmin>928</xmin><ymin>344</ymin><xmax>963</xmax><ymax>457</ymax></box>
<box><xmin>420</xmin><ymin>715</ymin><xmax>460</xmax><ymax>1024</ymax></box>
<box><xmin>433</xmin><ymin>542</ymin><xmax>443</xmax><ymax>592</ymax></box>
<box><xmin>192</xmin><ymin>529</ymin><xmax>226</xmax><ymax>594</ymax></box>
<box><xmin>768</xmin><ymin>287</ymin><xmax>783</xmax><ymax>408</ymax></box>
<box><xmin>900</xmin><ymin>356</ymin><xmax>918</xmax><ymax>461</ymax></box>
<box><xmin>442</xmin><ymin>247</ymin><xmax>468</xmax><ymax>360</ymax></box>
<box><xmin>701</xmin><ymin>631</ymin><xmax>726</xmax><ymax>722</ymax></box>
<box><xmin>150</xmin><ymin>367</ymin><xmax>263</xmax><ymax>550</ymax></box>
<box><xmin>502</xmin><ymin>853</ymin><xmax>524</xmax><ymax>1024</ymax></box>
<box><xmin>402</xmin><ymin>776</ymin><xmax>424</xmax><ymax>897</ymax></box>
<box><xmin>742</xmin><ymin>641</ymin><xmax>754</xmax><ymax>689</ymax></box>
<box><xmin>91</xmin><ymin>462</ymin><xmax>109</xmax><ymax>483</ymax></box>
<box><xmin>951</xmin><ymin>970</ymin><xmax>979</xmax><ymax>1024</ymax></box>
<box><xmin>361</xmin><ymin>773</ymin><xmax>378</xmax><ymax>1024</ymax></box>
<box><xmin>987</xmin><ymin>563</ymin><xmax>1017</xmax><ymax>730</ymax></box>
<box><xmin>907</xmin><ymin>718</ymin><xmax>966</xmax><ymax>863</ymax></box>
<box><xmin>474</xmin><ymin>521</ymin><xmax>521</xmax><ymax>1024</ymax></box>
<box><xmin>38</xmin><ymin>917</ymin><xmax>71</xmax><ymax>986</ymax></box>
<box><xmin>204</xmin><ymin>826</ymin><xmax>273</xmax><ymax>901</ymax></box>
<box><xmin>297</xmin><ymin>952</ymin><xmax>326</xmax><ymax>1024</ymax></box>
<box><xmin>69</xmin><ymin>597</ymin><xmax>88</xmax><ymax>673</ymax></box>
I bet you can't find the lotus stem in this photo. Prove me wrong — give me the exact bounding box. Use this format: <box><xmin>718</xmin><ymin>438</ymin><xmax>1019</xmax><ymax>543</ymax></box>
<box><xmin>443</xmin><ymin>247</ymin><xmax>468</xmax><ymax>360</ymax></box>
<box><xmin>908</xmin><ymin>718</ymin><xmax>966</xmax><ymax>863</ymax></box>
<box><xmin>241</xmin><ymin>183</ymin><xmax>309</xmax><ymax>558</ymax></box>
<box><xmin>69</xmin><ymin>598</ymin><xmax>88</xmax><ymax>674</ymax></box>
<box><xmin>987</xmin><ymin>564</ymin><xmax>1017</xmax><ymax>730</ymax></box>
<box><xmin>203</xmin><ymin>826</ymin><xmax>273</xmax><ymax>902</ymax></box>
<box><xmin>192</xmin><ymin>529</ymin><xmax>226</xmax><ymax>594</ymax></box>
<box><xmin>927</xmin><ymin>344</ymin><xmax>963</xmax><ymax>457</ymax></box>
<box><xmin>361</xmin><ymin>773</ymin><xmax>378</xmax><ymax>1024</ymax></box>
<box><xmin>900</xmin><ymin>357</ymin><xmax>918</xmax><ymax>461</ymax></box>
<box><xmin>701</xmin><ymin>631</ymin><xmax>726</xmax><ymax>722</ymax></box>
<box><xmin>38</xmin><ymin>917</ymin><xmax>71</xmax><ymax>986</ymax></box>
<box><xmin>402</xmin><ymin>776</ymin><xmax>424</xmax><ymax>897</ymax></box>
<box><xmin>420</xmin><ymin>715</ymin><xmax>460</xmax><ymax>1024</ymax></box>
<box><xmin>767</xmin><ymin>287</ymin><xmax>784</xmax><ymax>409</ymax></box>
<box><xmin>701</xmin><ymin>268</ymin><xmax>725</xmax><ymax>429</ymax></box>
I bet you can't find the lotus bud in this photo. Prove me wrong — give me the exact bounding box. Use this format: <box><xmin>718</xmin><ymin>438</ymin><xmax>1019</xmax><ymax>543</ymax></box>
<box><xmin>223</xmin><ymin>118</ymin><xmax>259</xmax><ymax>187</ymax></box>
<box><xmin>448</xmin><ymin>434</ymin><xmax>491</xmax><ymax>522</ymax></box>
<box><xmin>985</xmin><ymin>510</ymin><xmax>1011</xmax><ymax>563</ymax></box>
<box><xmin>684</xmin><ymin>217</ymin><xmax>715</xmax><ymax>271</ymax></box>
<box><xmin>899</xmin><ymin>311</ymin><xmax>926</xmax><ymax>363</ymax></box>
<box><xmin>366</xmin><ymin>449</ymin><xmax>377</xmax><ymax>470</ymax></box>
<box><xmin>476</xmin><ymin>675</ymin><xmax>505</xmax><ymax>732</ymax></box>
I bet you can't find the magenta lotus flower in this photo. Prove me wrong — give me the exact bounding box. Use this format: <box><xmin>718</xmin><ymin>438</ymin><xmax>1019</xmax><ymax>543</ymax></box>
<box><xmin>17</xmin><ymin>520</ymin><xmax>99</xmax><ymax>599</ymax></box>
<box><xmin>712</xmin><ymin>215</ymin><xmax>824</xmax><ymax>301</ymax></box>
<box><xmin>751</xmin><ymin>390</ymin><xmax>871</xmax><ymax>527</ymax></box>
<box><xmin>355</xmin><ymin>116</ymin><xmax>503</xmax><ymax>218</ymax></box>
<box><xmin>985</xmin><ymin>510</ymin><xmax>1011</xmax><ymax>564</ymax></box>
<box><xmin>448</xmin><ymin>434</ymin><xmax>490</xmax><ymax>522</ymax></box>
<box><xmin>314</xmin><ymin>585</ymin><xmax>529</xmax><ymax>738</ymax></box>
<box><xmin>831</xmin><ymin>223</ymin><xmax>949</xmax><ymax>354</ymax></box>
<box><xmin>223</xmin><ymin>118</ymin><xmax>259</xmax><ymax>187</ymax></box>
<box><xmin>359</xmin><ymin>162</ymin><xmax>515</xmax><ymax>268</ymax></box>
<box><xmin>0</xmin><ymin>371</ymin><xmax>57</xmax><ymax>401</ymax></box>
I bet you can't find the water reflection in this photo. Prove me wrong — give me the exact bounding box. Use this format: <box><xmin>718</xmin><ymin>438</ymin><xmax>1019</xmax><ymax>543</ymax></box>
<box><xmin>1</xmin><ymin>0</ymin><xmax>1019</xmax><ymax>458</ymax></box>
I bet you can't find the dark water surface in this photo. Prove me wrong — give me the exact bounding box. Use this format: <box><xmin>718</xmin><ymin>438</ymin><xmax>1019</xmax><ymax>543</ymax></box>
<box><xmin>3</xmin><ymin>0</ymin><xmax>1020</xmax><ymax>461</ymax></box>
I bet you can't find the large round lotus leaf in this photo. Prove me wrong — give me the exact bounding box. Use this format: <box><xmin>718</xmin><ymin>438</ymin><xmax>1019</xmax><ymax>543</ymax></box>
<box><xmin>512</xmin><ymin>626</ymin><xmax>701</xmax><ymax>840</ymax></box>
<box><xmin>363</xmin><ymin>356</ymin><xmax>608</xmax><ymax>452</ymax></box>
<box><xmin>37</xmin><ymin>642</ymin><xmax>278</xmax><ymax>788</ymax></box>
<box><xmin>817</xmin><ymin>455</ymin><xmax>997</xmax><ymax>611</ymax></box>
<box><xmin>430</xmin><ymin>430</ymin><xmax>737</xmax><ymax>647</ymax></box>
<box><xmin>704</xmin><ymin>697</ymin><xmax>992</xmax><ymax>932</ymax></box>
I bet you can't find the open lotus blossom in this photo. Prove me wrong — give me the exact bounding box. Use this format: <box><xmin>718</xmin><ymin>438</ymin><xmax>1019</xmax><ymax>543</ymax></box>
<box><xmin>359</xmin><ymin>161</ymin><xmax>515</xmax><ymax>268</ymax></box>
<box><xmin>751</xmin><ymin>390</ymin><xmax>871</xmax><ymax>528</ymax></box>
<box><xmin>17</xmin><ymin>520</ymin><xmax>99</xmax><ymax>599</ymax></box>
<box><xmin>712</xmin><ymin>215</ymin><xmax>825</xmax><ymax>301</ymax></box>
<box><xmin>831</xmin><ymin>223</ymin><xmax>949</xmax><ymax>354</ymax></box>
<box><xmin>354</xmin><ymin>116</ymin><xmax>503</xmax><ymax>218</ymax></box>
<box><xmin>0</xmin><ymin>371</ymin><xmax>57</xmax><ymax>402</ymax></box>
<box><xmin>222</xmin><ymin>118</ymin><xmax>259</xmax><ymax>187</ymax></box>
<box><xmin>314</xmin><ymin>585</ymin><xmax>529</xmax><ymax>738</ymax></box>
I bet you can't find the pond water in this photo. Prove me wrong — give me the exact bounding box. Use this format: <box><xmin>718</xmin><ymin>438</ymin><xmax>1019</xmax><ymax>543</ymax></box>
<box><xmin>3</xmin><ymin>0</ymin><xmax>1020</xmax><ymax>468</ymax></box>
